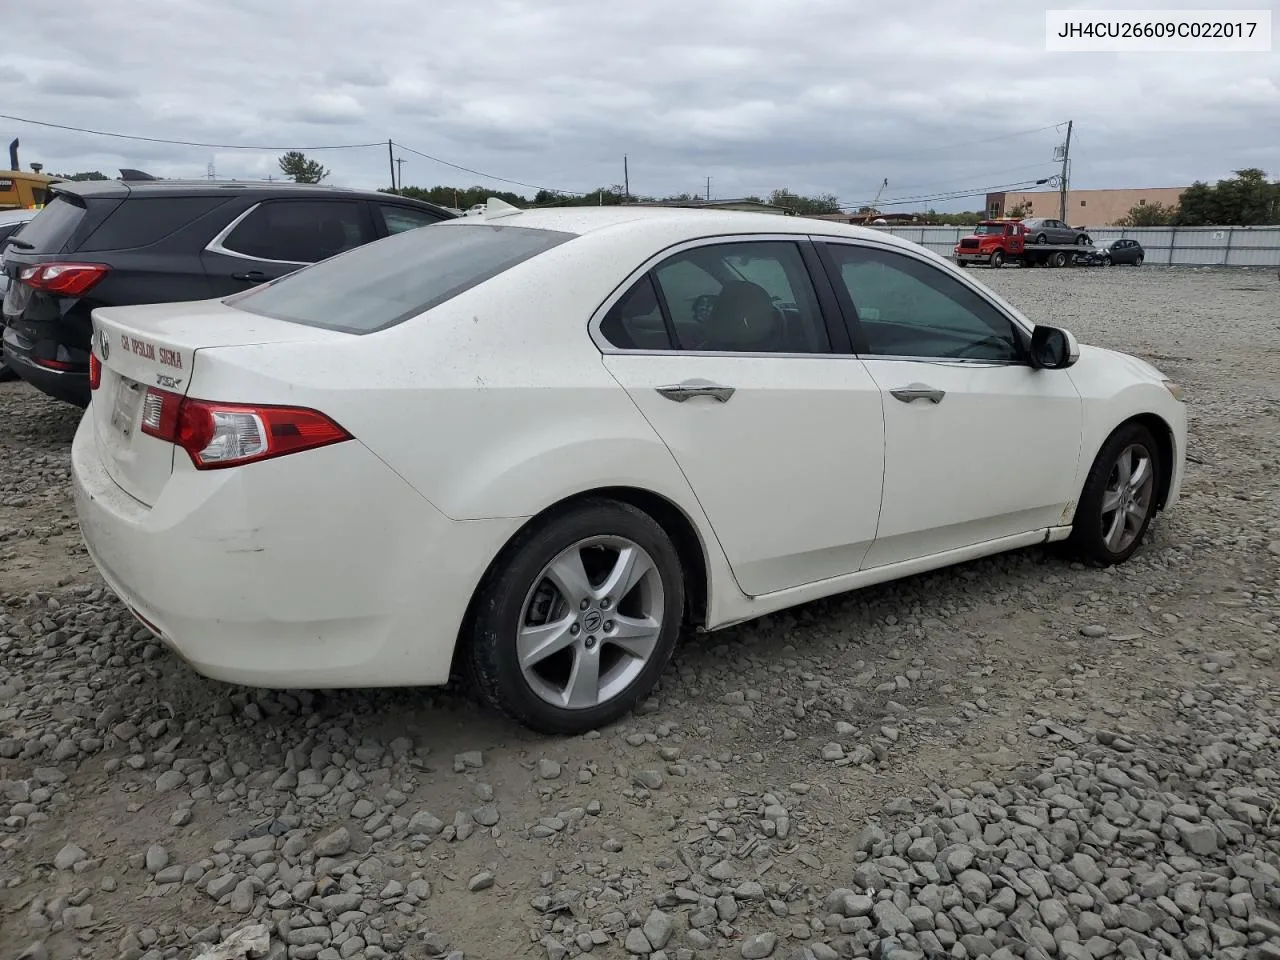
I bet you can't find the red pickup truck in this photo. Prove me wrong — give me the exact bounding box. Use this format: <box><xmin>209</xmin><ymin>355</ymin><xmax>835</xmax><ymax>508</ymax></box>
<box><xmin>953</xmin><ymin>219</ymin><xmax>1094</xmax><ymax>269</ymax></box>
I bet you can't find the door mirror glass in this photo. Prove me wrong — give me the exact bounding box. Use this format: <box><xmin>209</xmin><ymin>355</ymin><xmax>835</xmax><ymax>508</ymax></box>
<box><xmin>1030</xmin><ymin>325</ymin><xmax>1079</xmax><ymax>369</ymax></box>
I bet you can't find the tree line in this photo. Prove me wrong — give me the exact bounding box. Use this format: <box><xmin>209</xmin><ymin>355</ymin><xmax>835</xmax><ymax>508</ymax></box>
<box><xmin>1116</xmin><ymin>168</ymin><xmax>1279</xmax><ymax>227</ymax></box>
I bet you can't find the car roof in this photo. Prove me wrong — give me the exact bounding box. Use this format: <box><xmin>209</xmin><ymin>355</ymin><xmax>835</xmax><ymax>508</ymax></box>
<box><xmin>435</xmin><ymin>203</ymin><xmax>926</xmax><ymax>252</ymax></box>
<box><xmin>50</xmin><ymin>178</ymin><xmax>455</xmax><ymax>216</ymax></box>
<box><xmin>0</xmin><ymin>208</ymin><xmax>36</xmax><ymax>225</ymax></box>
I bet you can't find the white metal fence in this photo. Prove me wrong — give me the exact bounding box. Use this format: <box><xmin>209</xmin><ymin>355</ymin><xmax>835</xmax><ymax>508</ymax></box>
<box><xmin>870</xmin><ymin>224</ymin><xmax>1280</xmax><ymax>268</ymax></box>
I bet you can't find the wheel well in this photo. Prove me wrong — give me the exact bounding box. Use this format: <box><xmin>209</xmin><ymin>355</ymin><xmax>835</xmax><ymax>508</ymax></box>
<box><xmin>450</xmin><ymin>487</ymin><xmax>712</xmax><ymax>679</ymax></box>
<box><xmin>1117</xmin><ymin>413</ymin><xmax>1176</xmax><ymax>509</ymax></box>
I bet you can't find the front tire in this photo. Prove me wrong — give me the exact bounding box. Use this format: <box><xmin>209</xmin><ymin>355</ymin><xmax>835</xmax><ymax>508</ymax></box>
<box><xmin>1068</xmin><ymin>423</ymin><xmax>1162</xmax><ymax>566</ymax></box>
<box><xmin>989</xmin><ymin>250</ymin><xmax>1005</xmax><ymax>268</ymax></box>
<box><xmin>466</xmin><ymin>499</ymin><xmax>685</xmax><ymax>734</ymax></box>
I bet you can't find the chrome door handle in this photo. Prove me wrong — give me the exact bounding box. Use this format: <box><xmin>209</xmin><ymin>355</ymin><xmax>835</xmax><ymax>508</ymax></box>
<box><xmin>890</xmin><ymin>383</ymin><xmax>945</xmax><ymax>404</ymax></box>
<box><xmin>656</xmin><ymin>381</ymin><xmax>735</xmax><ymax>403</ymax></box>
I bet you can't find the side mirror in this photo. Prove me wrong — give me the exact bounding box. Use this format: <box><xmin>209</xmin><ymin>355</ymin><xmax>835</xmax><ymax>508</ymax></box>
<box><xmin>1030</xmin><ymin>325</ymin><xmax>1079</xmax><ymax>370</ymax></box>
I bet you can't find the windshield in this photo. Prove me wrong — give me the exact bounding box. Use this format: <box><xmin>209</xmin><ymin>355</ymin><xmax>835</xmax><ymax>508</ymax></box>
<box><xmin>228</xmin><ymin>222</ymin><xmax>575</xmax><ymax>334</ymax></box>
<box><xmin>972</xmin><ymin>224</ymin><xmax>1008</xmax><ymax>235</ymax></box>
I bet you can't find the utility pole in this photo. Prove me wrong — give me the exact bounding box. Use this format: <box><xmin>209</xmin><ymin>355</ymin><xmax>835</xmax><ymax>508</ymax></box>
<box><xmin>705</xmin><ymin>176</ymin><xmax>711</xmax><ymax>201</ymax></box>
<box><xmin>1058</xmin><ymin>120</ymin><xmax>1072</xmax><ymax>222</ymax></box>
<box><xmin>387</xmin><ymin>139</ymin><xmax>396</xmax><ymax>194</ymax></box>
<box><xmin>395</xmin><ymin>157</ymin><xmax>406</xmax><ymax>190</ymax></box>
<box><xmin>623</xmin><ymin>155</ymin><xmax>629</xmax><ymax>203</ymax></box>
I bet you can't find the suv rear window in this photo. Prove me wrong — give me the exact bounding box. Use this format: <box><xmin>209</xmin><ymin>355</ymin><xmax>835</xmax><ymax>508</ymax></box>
<box><xmin>6</xmin><ymin>195</ymin><xmax>87</xmax><ymax>253</ymax></box>
<box><xmin>227</xmin><ymin>223</ymin><xmax>575</xmax><ymax>333</ymax></box>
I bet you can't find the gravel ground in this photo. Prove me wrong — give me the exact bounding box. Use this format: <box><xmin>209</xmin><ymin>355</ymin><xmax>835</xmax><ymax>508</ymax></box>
<box><xmin>1</xmin><ymin>265</ymin><xmax>1278</xmax><ymax>960</ymax></box>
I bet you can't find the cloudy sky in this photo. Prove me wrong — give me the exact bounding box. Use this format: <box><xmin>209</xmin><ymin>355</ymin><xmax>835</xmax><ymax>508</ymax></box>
<box><xmin>3</xmin><ymin>0</ymin><xmax>1276</xmax><ymax>211</ymax></box>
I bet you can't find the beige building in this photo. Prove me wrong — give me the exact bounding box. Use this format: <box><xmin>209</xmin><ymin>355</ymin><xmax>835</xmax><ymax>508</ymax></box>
<box><xmin>985</xmin><ymin>187</ymin><xmax>1188</xmax><ymax>227</ymax></box>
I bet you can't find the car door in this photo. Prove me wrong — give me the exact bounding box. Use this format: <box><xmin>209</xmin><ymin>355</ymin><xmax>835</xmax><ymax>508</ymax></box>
<box><xmin>202</xmin><ymin>198</ymin><xmax>376</xmax><ymax>296</ymax></box>
<box><xmin>815</xmin><ymin>239</ymin><xmax>1083</xmax><ymax>568</ymax></box>
<box><xmin>596</xmin><ymin>236</ymin><xmax>886</xmax><ymax>597</ymax></box>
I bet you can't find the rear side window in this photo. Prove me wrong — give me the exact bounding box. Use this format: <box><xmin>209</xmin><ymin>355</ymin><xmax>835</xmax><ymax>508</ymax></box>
<box><xmin>6</xmin><ymin>195</ymin><xmax>86</xmax><ymax>253</ymax></box>
<box><xmin>228</xmin><ymin>223</ymin><xmax>574</xmax><ymax>333</ymax></box>
<box><xmin>377</xmin><ymin>203</ymin><xmax>445</xmax><ymax>234</ymax></box>
<box><xmin>220</xmin><ymin>200</ymin><xmax>371</xmax><ymax>264</ymax></box>
<box><xmin>78</xmin><ymin>196</ymin><xmax>231</xmax><ymax>251</ymax></box>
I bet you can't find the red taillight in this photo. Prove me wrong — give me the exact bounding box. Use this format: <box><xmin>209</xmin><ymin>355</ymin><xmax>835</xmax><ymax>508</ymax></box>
<box><xmin>19</xmin><ymin>262</ymin><xmax>110</xmax><ymax>296</ymax></box>
<box><xmin>139</xmin><ymin>388</ymin><xmax>351</xmax><ymax>469</ymax></box>
<box><xmin>88</xmin><ymin>351</ymin><xmax>102</xmax><ymax>390</ymax></box>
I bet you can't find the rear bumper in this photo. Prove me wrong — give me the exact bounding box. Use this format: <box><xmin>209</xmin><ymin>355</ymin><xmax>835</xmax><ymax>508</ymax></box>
<box><xmin>2</xmin><ymin>324</ymin><xmax>90</xmax><ymax>406</ymax></box>
<box><xmin>71</xmin><ymin>411</ymin><xmax>526</xmax><ymax>688</ymax></box>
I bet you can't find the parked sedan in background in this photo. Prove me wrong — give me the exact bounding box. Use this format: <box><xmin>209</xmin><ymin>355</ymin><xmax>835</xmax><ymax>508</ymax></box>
<box><xmin>1021</xmin><ymin>217</ymin><xmax>1091</xmax><ymax>245</ymax></box>
<box><xmin>1087</xmin><ymin>238</ymin><xmax>1146</xmax><ymax>266</ymax></box>
<box><xmin>71</xmin><ymin>203</ymin><xmax>1186</xmax><ymax>734</ymax></box>
<box><xmin>2</xmin><ymin>179</ymin><xmax>454</xmax><ymax>406</ymax></box>
<box><xmin>0</xmin><ymin>208</ymin><xmax>38</xmax><ymax>380</ymax></box>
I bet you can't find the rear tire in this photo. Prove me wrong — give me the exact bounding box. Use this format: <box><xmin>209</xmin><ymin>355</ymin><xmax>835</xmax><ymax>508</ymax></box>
<box><xmin>0</xmin><ymin>359</ymin><xmax>15</xmax><ymax>382</ymax></box>
<box><xmin>1035</xmin><ymin>233</ymin><xmax>1048</xmax><ymax>244</ymax></box>
<box><xmin>1068</xmin><ymin>422</ymin><xmax>1162</xmax><ymax>566</ymax></box>
<box><xmin>466</xmin><ymin>499</ymin><xmax>685</xmax><ymax>735</ymax></box>
<box><xmin>1134</xmin><ymin>254</ymin><xmax>1144</xmax><ymax>266</ymax></box>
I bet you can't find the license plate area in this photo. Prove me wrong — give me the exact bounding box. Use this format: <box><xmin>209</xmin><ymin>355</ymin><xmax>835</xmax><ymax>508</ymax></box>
<box><xmin>111</xmin><ymin>378</ymin><xmax>144</xmax><ymax>438</ymax></box>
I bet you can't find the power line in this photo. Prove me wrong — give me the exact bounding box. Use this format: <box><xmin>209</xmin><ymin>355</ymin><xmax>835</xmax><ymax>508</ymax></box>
<box><xmin>0</xmin><ymin>112</ymin><xmax>385</xmax><ymax>151</ymax></box>
<box><xmin>392</xmin><ymin>140</ymin><xmax>584</xmax><ymax>196</ymax></box>
<box><xmin>839</xmin><ymin>177</ymin><xmax>1055</xmax><ymax>211</ymax></box>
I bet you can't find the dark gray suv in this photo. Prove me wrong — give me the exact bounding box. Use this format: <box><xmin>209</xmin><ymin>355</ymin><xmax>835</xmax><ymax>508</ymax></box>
<box><xmin>1</xmin><ymin>179</ymin><xmax>454</xmax><ymax>406</ymax></box>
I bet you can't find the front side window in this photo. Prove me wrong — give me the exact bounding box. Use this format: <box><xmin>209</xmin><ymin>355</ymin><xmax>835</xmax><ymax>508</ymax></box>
<box><xmin>222</xmin><ymin>200</ymin><xmax>370</xmax><ymax>264</ymax></box>
<box><xmin>649</xmin><ymin>240</ymin><xmax>830</xmax><ymax>353</ymax></box>
<box><xmin>824</xmin><ymin>244</ymin><xmax>1023</xmax><ymax>362</ymax></box>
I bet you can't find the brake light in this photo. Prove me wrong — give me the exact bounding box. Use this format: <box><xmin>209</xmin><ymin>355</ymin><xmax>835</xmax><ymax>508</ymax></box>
<box><xmin>19</xmin><ymin>262</ymin><xmax>110</xmax><ymax>296</ymax></box>
<box><xmin>139</xmin><ymin>389</ymin><xmax>351</xmax><ymax>469</ymax></box>
<box><xmin>88</xmin><ymin>351</ymin><xmax>102</xmax><ymax>390</ymax></box>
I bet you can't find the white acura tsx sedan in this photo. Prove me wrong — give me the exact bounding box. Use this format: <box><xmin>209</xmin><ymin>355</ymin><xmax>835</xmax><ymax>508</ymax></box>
<box><xmin>71</xmin><ymin>201</ymin><xmax>1186</xmax><ymax>734</ymax></box>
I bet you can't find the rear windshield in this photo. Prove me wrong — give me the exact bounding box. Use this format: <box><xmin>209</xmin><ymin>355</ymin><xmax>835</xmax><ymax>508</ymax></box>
<box><xmin>6</xmin><ymin>195</ymin><xmax>87</xmax><ymax>253</ymax></box>
<box><xmin>227</xmin><ymin>223</ymin><xmax>575</xmax><ymax>333</ymax></box>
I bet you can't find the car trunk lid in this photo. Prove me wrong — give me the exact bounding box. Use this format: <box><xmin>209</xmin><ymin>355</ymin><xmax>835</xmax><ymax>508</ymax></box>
<box><xmin>89</xmin><ymin>299</ymin><xmax>347</xmax><ymax>506</ymax></box>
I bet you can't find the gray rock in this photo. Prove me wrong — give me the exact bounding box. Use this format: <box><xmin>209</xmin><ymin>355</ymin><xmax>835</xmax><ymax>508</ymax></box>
<box><xmin>54</xmin><ymin>843</ymin><xmax>87</xmax><ymax>870</ymax></box>
<box><xmin>467</xmin><ymin>871</ymin><xmax>495</xmax><ymax>891</ymax></box>
<box><xmin>538</xmin><ymin>758</ymin><xmax>562</xmax><ymax>780</ymax></box>
<box><xmin>145</xmin><ymin>844</ymin><xmax>168</xmax><ymax>874</ymax></box>
<box><xmin>740</xmin><ymin>933</ymin><xmax>778</xmax><ymax>959</ymax></box>
<box><xmin>408</xmin><ymin>810</ymin><xmax>445</xmax><ymax>835</ymax></box>
<box><xmin>644</xmin><ymin>910</ymin><xmax>674</xmax><ymax>950</ymax></box>
<box><xmin>625</xmin><ymin>928</ymin><xmax>652</xmax><ymax>954</ymax></box>
<box><xmin>313</xmin><ymin>827</ymin><xmax>351</xmax><ymax>857</ymax></box>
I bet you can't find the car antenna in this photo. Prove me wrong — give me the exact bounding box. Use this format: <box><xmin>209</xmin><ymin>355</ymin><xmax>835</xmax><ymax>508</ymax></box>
<box><xmin>482</xmin><ymin>198</ymin><xmax>522</xmax><ymax>220</ymax></box>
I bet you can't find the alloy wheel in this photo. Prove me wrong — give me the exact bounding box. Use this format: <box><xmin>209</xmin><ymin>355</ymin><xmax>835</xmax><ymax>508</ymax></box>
<box><xmin>1099</xmin><ymin>443</ymin><xmax>1155</xmax><ymax>553</ymax></box>
<box><xmin>517</xmin><ymin>536</ymin><xmax>665</xmax><ymax>710</ymax></box>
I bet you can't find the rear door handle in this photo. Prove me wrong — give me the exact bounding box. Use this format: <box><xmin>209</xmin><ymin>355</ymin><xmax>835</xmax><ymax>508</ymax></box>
<box><xmin>231</xmin><ymin>271</ymin><xmax>269</xmax><ymax>283</ymax></box>
<box><xmin>656</xmin><ymin>381</ymin><xmax>735</xmax><ymax>403</ymax></box>
<box><xmin>890</xmin><ymin>383</ymin><xmax>945</xmax><ymax>404</ymax></box>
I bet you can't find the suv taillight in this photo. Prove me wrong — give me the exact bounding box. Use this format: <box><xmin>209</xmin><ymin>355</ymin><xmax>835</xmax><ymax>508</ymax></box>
<box><xmin>139</xmin><ymin>389</ymin><xmax>351</xmax><ymax>469</ymax></box>
<box><xmin>19</xmin><ymin>262</ymin><xmax>110</xmax><ymax>296</ymax></box>
<box><xmin>88</xmin><ymin>351</ymin><xmax>102</xmax><ymax>390</ymax></box>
